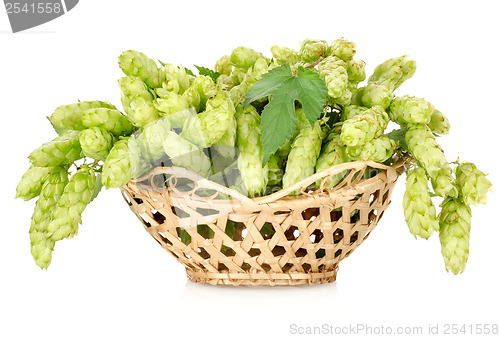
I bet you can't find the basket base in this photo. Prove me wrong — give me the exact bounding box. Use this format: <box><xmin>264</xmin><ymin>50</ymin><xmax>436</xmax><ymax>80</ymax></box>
<box><xmin>186</xmin><ymin>268</ymin><xmax>338</xmax><ymax>286</ymax></box>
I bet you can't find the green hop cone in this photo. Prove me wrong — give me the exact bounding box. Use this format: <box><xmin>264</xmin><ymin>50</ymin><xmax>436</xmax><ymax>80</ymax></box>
<box><xmin>360</xmin><ymin>83</ymin><xmax>394</xmax><ymax>109</ymax></box>
<box><xmin>405</xmin><ymin>124</ymin><xmax>447</xmax><ymax>179</ymax></box>
<box><xmin>190</xmin><ymin>75</ymin><xmax>218</xmax><ymax>108</ymax></box>
<box><xmin>78</xmin><ymin>127</ymin><xmax>114</xmax><ymax>161</ymax></box>
<box><xmin>81</xmin><ymin>108</ymin><xmax>135</xmax><ymax>136</ymax></box>
<box><xmin>125</xmin><ymin>97</ymin><xmax>160</xmax><ymax>128</ymax></box>
<box><xmin>230</xmin><ymin>67</ymin><xmax>247</xmax><ymax>86</ymax></box>
<box><xmin>299</xmin><ymin>39</ymin><xmax>328</xmax><ymax>62</ymax></box>
<box><xmin>275</xmin><ymin>139</ymin><xmax>293</xmax><ymax>164</ymax></box>
<box><xmin>216</xmin><ymin>74</ymin><xmax>236</xmax><ymax>89</ymax></box>
<box><xmin>431</xmin><ymin>165</ymin><xmax>459</xmax><ymax>198</ymax></box>
<box><xmin>181</xmin><ymin>91</ymin><xmax>234</xmax><ymax>148</ymax></box>
<box><xmin>266</xmin><ymin>154</ymin><xmax>282</xmax><ymax>187</ymax></box>
<box><xmin>119</xmin><ymin>75</ymin><xmax>153</xmax><ymax>117</ymax></box>
<box><xmin>162</xmin><ymin>131</ymin><xmax>211</xmax><ymax>177</ymax></box>
<box><xmin>455</xmin><ymin>162</ymin><xmax>492</xmax><ymax>205</ymax></box>
<box><xmin>102</xmin><ymin>138</ymin><xmax>141</xmax><ymax>188</ymax></box>
<box><xmin>230</xmin><ymin>46</ymin><xmax>262</xmax><ymax>69</ymax></box>
<box><xmin>341</xmin><ymin>105</ymin><xmax>368</xmax><ymax>121</ymax></box>
<box><xmin>315</xmin><ymin>128</ymin><xmax>347</xmax><ymax>190</ymax></box>
<box><xmin>345</xmin><ymin>136</ymin><xmax>397</xmax><ymax>162</ymax></box>
<box><xmin>214</xmin><ymin>113</ymin><xmax>237</xmax><ymax>159</ymax></box>
<box><xmin>118</xmin><ymin>76</ymin><xmax>153</xmax><ymax>101</ymax></box>
<box><xmin>138</xmin><ymin>117</ymin><xmax>172</xmax><ymax>162</ymax></box>
<box><xmin>346</xmin><ymin>59</ymin><xmax>366</xmax><ymax>83</ymax></box>
<box><xmin>158</xmin><ymin>63</ymin><xmax>190</xmax><ymax>94</ymax></box>
<box><xmin>29</xmin><ymin>167</ymin><xmax>69</xmax><ymax>269</ymax></box>
<box><xmin>154</xmin><ymin>92</ymin><xmax>194</xmax><ymax>128</ymax></box>
<box><xmin>155</xmin><ymin>64</ymin><xmax>190</xmax><ymax>95</ymax></box>
<box><xmin>294</xmin><ymin>107</ymin><xmax>312</xmax><ymax>134</ymax></box>
<box><xmin>182</xmin><ymin>86</ymin><xmax>202</xmax><ymax>112</ymax></box>
<box><xmin>388</xmin><ymin>95</ymin><xmax>434</xmax><ymax>125</ymax></box>
<box><xmin>16</xmin><ymin>166</ymin><xmax>51</xmax><ymax>201</ymax></box>
<box><xmin>47</xmin><ymin>165</ymin><xmax>96</xmax><ymax>241</ymax></box>
<box><xmin>369</xmin><ymin>55</ymin><xmax>416</xmax><ymax>90</ymax></box>
<box><xmin>330</xmin><ymin>38</ymin><xmax>356</xmax><ymax>61</ymax></box>
<box><xmin>270</xmin><ymin>45</ymin><xmax>299</xmax><ymax>64</ymax></box>
<box><xmin>230</xmin><ymin>57</ymin><xmax>270</xmax><ymax>105</ymax></box>
<box><xmin>118</xmin><ymin>50</ymin><xmax>162</xmax><ymax>89</ymax></box>
<box><xmin>332</xmin><ymin>83</ymin><xmax>354</xmax><ymax>106</ymax></box>
<box><xmin>29</xmin><ymin>130</ymin><xmax>83</xmax><ymax>167</ymax></box>
<box><xmin>439</xmin><ymin>197</ymin><xmax>472</xmax><ymax>274</ymax></box>
<box><xmin>49</xmin><ymin>101</ymin><xmax>116</xmax><ymax>131</ymax></box>
<box><xmin>350</xmin><ymin>86</ymin><xmax>365</xmax><ymax>106</ymax></box>
<box><xmin>214</xmin><ymin>55</ymin><xmax>232</xmax><ymax>76</ymax></box>
<box><xmin>341</xmin><ymin>105</ymin><xmax>389</xmax><ymax>147</ymax></box>
<box><xmin>283</xmin><ymin>120</ymin><xmax>326</xmax><ymax>194</ymax></box>
<box><xmin>428</xmin><ymin>109</ymin><xmax>450</xmax><ymax>135</ymax></box>
<box><xmin>403</xmin><ymin>167</ymin><xmax>439</xmax><ymax>239</ymax></box>
<box><xmin>317</xmin><ymin>56</ymin><xmax>348</xmax><ymax>99</ymax></box>
<box><xmin>176</xmin><ymin>65</ymin><xmax>191</xmax><ymax>94</ymax></box>
<box><xmin>235</xmin><ymin>105</ymin><xmax>268</xmax><ymax>197</ymax></box>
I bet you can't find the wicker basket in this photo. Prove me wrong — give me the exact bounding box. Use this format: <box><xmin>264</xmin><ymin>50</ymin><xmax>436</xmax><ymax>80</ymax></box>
<box><xmin>120</xmin><ymin>160</ymin><xmax>406</xmax><ymax>286</ymax></box>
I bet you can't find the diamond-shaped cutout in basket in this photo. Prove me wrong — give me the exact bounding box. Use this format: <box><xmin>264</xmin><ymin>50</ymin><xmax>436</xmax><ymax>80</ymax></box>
<box><xmin>121</xmin><ymin>160</ymin><xmax>406</xmax><ymax>286</ymax></box>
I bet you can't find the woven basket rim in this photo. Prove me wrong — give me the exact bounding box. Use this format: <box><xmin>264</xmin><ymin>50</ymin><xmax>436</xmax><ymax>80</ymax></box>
<box><xmin>128</xmin><ymin>158</ymin><xmax>408</xmax><ymax>206</ymax></box>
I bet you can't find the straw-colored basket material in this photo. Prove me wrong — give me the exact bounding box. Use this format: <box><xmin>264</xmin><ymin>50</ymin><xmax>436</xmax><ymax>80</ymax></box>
<box><xmin>121</xmin><ymin>160</ymin><xmax>406</xmax><ymax>286</ymax></box>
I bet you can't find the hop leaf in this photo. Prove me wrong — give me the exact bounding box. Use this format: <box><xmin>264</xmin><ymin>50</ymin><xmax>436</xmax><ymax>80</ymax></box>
<box><xmin>194</xmin><ymin>65</ymin><xmax>221</xmax><ymax>82</ymax></box>
<box><xmin>244</xmin><ymin>63</ymin><xmax>328</xmax><ymax>163</ymax></box>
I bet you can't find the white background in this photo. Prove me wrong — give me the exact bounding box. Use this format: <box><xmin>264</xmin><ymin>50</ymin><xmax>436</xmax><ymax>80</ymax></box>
<box><xmin>1</xmin><ymin>1</ymin><xmax>499</xmax><ymax>337</ymax></box>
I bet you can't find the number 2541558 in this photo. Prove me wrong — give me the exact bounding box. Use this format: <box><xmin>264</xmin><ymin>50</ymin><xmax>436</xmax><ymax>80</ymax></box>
<box><xmin>5</xmin><ymin>2</ymin><xmax>62</xmax><ymax>14</ymax></box>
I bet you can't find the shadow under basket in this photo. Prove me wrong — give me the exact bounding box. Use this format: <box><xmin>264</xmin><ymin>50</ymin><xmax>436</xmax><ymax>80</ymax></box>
<box><xmin>120</xmin><ymin>160</ymin><xmax>406</xmax><ymax>286</ymax></box>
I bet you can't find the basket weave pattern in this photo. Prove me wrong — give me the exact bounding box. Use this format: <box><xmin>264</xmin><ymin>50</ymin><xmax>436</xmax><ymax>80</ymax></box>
<box><xmin>121</xmin><ymin>160</ymin><xmax>405</xmax><ymax>286</ymax></box>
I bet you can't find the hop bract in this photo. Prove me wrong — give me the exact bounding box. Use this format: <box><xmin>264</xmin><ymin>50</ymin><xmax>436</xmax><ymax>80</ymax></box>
<box><xmin>455</xmin><ymin>162</ymin><xmax>491</xmax><ymax>206</ymax></box>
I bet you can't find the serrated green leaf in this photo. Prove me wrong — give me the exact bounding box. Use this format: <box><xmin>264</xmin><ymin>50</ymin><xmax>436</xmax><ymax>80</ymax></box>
<box><xmin>260</xmin><ymin>223</ymin><xmax>276</xmax><ymax>237</ymax></box>
<box><xmin>194</xmin><ymin>65</ymin><xmax>220</xmax><ymax>82</ymax></box>
<box><xmin>296</xmin><ymin>67</ymin><xmax>328</xmax><ymax>125</ymax></box>
<box><xmin>246</xmin><ymin>63</ymin><xmax>327</xmax><ymax>162</ymax></box>
<box><xmin>261</xmin><ymin>78</ymin><xmax>298</xmax><ymax>163</ymax></box>
<box><xmin>178</xmin><ymin>228</ymin><xmax>192</xmax><ymax>245</ymax></box>
<box><xmin>243</xmin><ymin>63</ymin><xmax>293</xmax><ymax>106</ymax></box>
<box><xmin>90</xmin><ymin>173</ymin><xmax>103</xmax><ymax>202</ymax></box>
<box><xmin>386</xmin><ymin>128</ymin><xmax>407</xmax><ymax>150</ymax></box>
<box><xmin>225</xmin><ymin>220</ymin><xmax>236</xmax><ymax>238</ymax></box>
